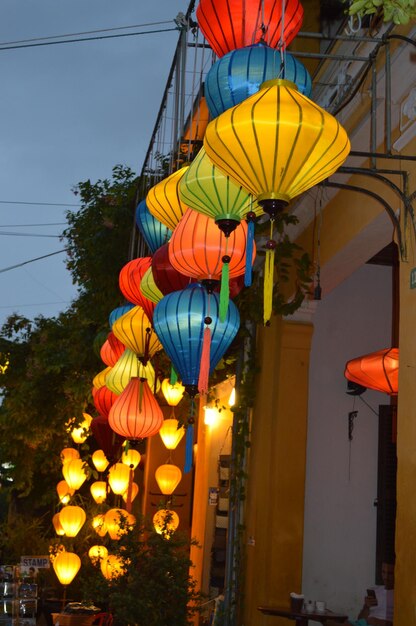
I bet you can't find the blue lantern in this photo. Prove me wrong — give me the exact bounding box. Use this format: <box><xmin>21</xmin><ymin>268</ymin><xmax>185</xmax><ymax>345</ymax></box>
<box><xmin>205</xmin><ymin>44</ymin><xmax>312</xmax><ymax>119</ymax></box>
<box><xmin>153</xmin><ymin>283</ymin><xmax>240</xmax><ymax>397</ymax></box>
<box><xmin>108</xmin><ymin>303</ymin><xmax>135</xmax><ymax>328</ymax></box>
<box><xmin>135</xmin><ymin>199</ymin><xmax>172</xmax><ymax>254</ymax></box>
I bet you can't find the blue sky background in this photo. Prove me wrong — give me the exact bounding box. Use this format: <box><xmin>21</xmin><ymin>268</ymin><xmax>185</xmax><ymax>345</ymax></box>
<box><xmin>0</xmin><ymin>0</ymin><xmax>187</xmax><ymax>325</ymax></box>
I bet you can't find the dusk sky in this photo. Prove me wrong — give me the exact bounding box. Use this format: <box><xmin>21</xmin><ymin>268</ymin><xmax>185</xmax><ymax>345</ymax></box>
<box><xmin>0</xmin><ymin>0</ymin><xmax>187</xmax><ymax>326</ymax></box>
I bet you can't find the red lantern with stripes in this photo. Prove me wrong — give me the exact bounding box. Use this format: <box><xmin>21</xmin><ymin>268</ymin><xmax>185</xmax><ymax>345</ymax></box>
<box><xmin>93</xmin><ymin>385</ymin><xmax>119</xmax><ymax>419</ymax></box>
<box><xmin>119</xmin><ymin>257</ymin><xmax>155</xmax><ymax>322</ymax></box>
<box><xmin>108</xmin><ymin>377</ymin><xmax>164</xmax><ymax>441</ymax></box>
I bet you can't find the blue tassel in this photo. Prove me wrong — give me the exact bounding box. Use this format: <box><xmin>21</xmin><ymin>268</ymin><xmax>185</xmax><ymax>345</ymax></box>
<box><xmin>184</xmin><ymin>424</ymin><xmax>194</xmax><ymax>473</ymax></box>
<box><xmin>245</xmin><ymin>217</ymin><xmax>255</xmax><ymax>287</ymax></box>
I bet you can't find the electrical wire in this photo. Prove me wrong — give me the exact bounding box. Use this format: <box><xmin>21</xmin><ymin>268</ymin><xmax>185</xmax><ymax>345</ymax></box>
<box><xmin>0</xmin><ymin>301</ymin><xmax>70</xmax><ymax>309</ymax></box>
<box><xmin>0</xmin><ymin>200</ymin><xmax>79</xmax><ymax>207</ymax></box>
<box><xmin>0</xmin><ymin>250</ymin><xmax>66</xmax><ymax>274</ymax></box>
<box><xmin>0</xmin><ymin>232</ymin><xmax>60</xmax><ymax>238</ymax></box>
<box><xmin>0</xmin><ymin>223</ymin><xmax>66</xmax><ymax>227</ymax></box>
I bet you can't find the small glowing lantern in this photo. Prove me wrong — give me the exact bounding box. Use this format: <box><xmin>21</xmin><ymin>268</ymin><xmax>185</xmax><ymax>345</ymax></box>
<box><xmin>92</xmin><ymin>514</ymin><xmax>107</xmax><ymax>537</ymax></box>
<box><xmin>56</xmin><ymin>480</ymin><xmax>75</xmax><ymax>505</ymax></box>
<box><xmin>108</xmin><ymin>463</ymin><xmax>130</xmax><ymax>495</ymax></box>
<box><xmin>161</xmin><ymin>379</ymin><xmax>185</xmax><ymax>407</ymax></box>
<box><xmin>100</xmin><ymin>555</ymin><xmax>125</xmax><ymax>580</ymax></box>
<box><xmin>53</xmin><ymin>551</ymin><xmax>81</xmax><ymax>586</ymax></box>
<box><xmin>60</xmin><ymin>448</ymin><xmax>80</xmax><ymax>465</ymax></box>
<box><xmin>158</xmin><ymin>419</ymin><xmax>185</xmax><ymax>450</ymax></box>
<box><xmin>92</xmin><ymin>450</ymin><xmax>109</xmax><ymax>473</ymax></box>
<box><xmin>153</xmin><ymin>509</ymin><xmax>180</xmax><ymax>538</ymax></box>
<box><xmin>70</xmin><ymin>414</ymin><xmax>92</xmax><ymax>445</ymax></box>
<box><xmin>104</xmin><ymin>508</ymin><xmax>135</xmax><ymax>540</ymax></box>
<box><xmin>122</xmin><ymin>482</ymin><xmax>139</xmax><ymax>503</ymax></box>
<box><xmin>155</xmin><ymin>464</ymin><xmax>182</xmax><ymax>495</ymax></box>
<box><xmin>88</xmin><ymin>545</ymin><xmax>108</xmax><ymax>564</ymax></box>
<box><xmin>62</xmin><ymin>459</ymin><xmax>88</xmax><ymax>491</ymax></box>
<box><xmin>59</xmin><ymin>505</ymin><xmax>86</xmax><ymax>537</ymax></box>
<box><xmin>121</xmin><ymin>448</ymin><xmax>141</xmax><ymax>469</ymax></box>
<box><xmin>90</xmin><ymin>481</ymin><xmax>107</xmax><ymax>504</ymax></box>
<box><xmin>52</xmin><ymin>513</ymin><xmax>65</xmax><ymax>537</ymax></box>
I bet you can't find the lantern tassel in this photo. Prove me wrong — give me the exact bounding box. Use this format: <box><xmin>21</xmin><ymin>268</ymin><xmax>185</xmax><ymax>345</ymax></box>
<box><xmin>198</xmin><ymin>326</ymin><xmax>211</xmax><ymax>394</ymax></box>
<box><xmin>170</xmin><ymin>364</ymin><xmax>178</xmax><ymax>385</ymax></box>
<box><xmin>219</xmin><ymin>260</ymin><xmax>230</xmax><ymax>322</ymax></box>
<box><xmin>126</xmin><ymin>468</ymin><xmax>134</xmax><ymax>513</ymax></box>
<box><xmin>245</xmin><ymin>216</ymin><xmax>255</xmax><ymax>287</ymax></box>
<box><xmin>184</xmin><ymin>424</ymin><xmax>194</xmax><ymax>473</ymax></box>
<box><xmin>263</xmin><ymin>247</ymin><xmax>275</xmax><ymax>325</ymax></box>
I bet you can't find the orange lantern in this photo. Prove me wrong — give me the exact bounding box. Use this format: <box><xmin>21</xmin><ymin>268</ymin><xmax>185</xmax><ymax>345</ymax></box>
<box><xmin>92</xmin><ymin>514</ymin><xmax>107</xmax><ymax>537</ymax></box>
<box><xmin>91</xmin><ymin>450</ymin><xmax>109</xmax><ymax>473</ymax></box>
<box><xmin>108</xmin><ymin>463</ymin><xmax>131</xmax><ymax>495</ymax></box>
<box><xmin>122</xmin><ymin>482</ymin><xmax>139</xmax><ymax>503</ymax></box>
<box><xmin>109</xmin><ymin>377</ymin><xmax>164</xmax><ymax>441</ymax></box>
<box><xmin>153</xmin><ymin>509</ymin><xmax>180</xmax><ymax>538</ymax></box>
<box><xmin>158</xmin><ymin>419</ymin><xmax>185</xmax><ymax>450</ymax></box>
<box><xmin>93</xmin><ymin>385</ymin><xmax>119</xmax><ymax>419</ymax></box>
<box><xmin>62</xmin><ymin>459</ymin><xmax>88</xmax><ymax>491</ymax></box>
<box><xmin>59</xmin><ymin>505</ymin><xmax>86</xmax><ymax>537</ymax></box>
<box><xmin>146</xmin><ymin>167</ymin><xmax>189</xmax><ymax>231</ymax></box>
<box><xmin>52</xmin><ymin>512</ymin><xmax>65</xmax><ymax>536</ymax></box>
<box><xmin>56</xmin><ymin>480</ymin><xmax>75</xmax><ymax>505</ymax></box>
<box><xmin>345</xmin><ymin>347</ymin><xmax>399</xmax><ymax>395</ymax></box>
<box><xmin>60</xmin><ymin>448</ymin><xmax>80</xmax><ymax>465</ymax></box>
<box><xmin>121</xmin><ymin>448</ymin><xmax>141</xmax><ymax>469</ymax></box>
<box><xmin>88</xmin><ymin>545</ymin><xmax>108</xmax><ymax>564</ymax></box>
<box><xmin>100</xmin><ymin>555</ymin><xmax>125</xmax><ymax>580</ymax></box>
<box><xmin>112</xmin><ymin>306</ymin><xmax>162</xmax><ymax>364</ymax></box>
<box><xmin>90</xmin><ymin>481</ymin><xmax>107</xmax><ymax>504</ymax></box>
<box><xmin>119</xmin><ymin>257</ymin><xmax>155</xmax><ymax>321</ymax></box>
<box><xmin>104</xmin><ymin>508</ymin><xmax>135</xmax><ymax>540</ymax></box>
<box><xmin>161</xmin><ymin>379</ymin><xmax>185</xmax><ymax>407</ymax></box>
<box><xmin>53</xmin><ymin>551</ymin><xmax>81</xmax><ymax>586</ymax></box>
<box><xmin>100</xmin><ymin>332</ymin><xmax>125</xmax><ymax>367</ymax></box>
<box><xmin>155</xmin><ymin>464</ymin><xmax>182</xmax><ymax>495</ymax></box>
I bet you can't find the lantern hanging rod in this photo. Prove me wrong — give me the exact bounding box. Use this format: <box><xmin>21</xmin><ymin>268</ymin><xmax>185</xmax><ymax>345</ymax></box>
<box><xmin>349</xmin><ymin>150</ymin><xmax>416</xmax><ymax>162</ymax></box>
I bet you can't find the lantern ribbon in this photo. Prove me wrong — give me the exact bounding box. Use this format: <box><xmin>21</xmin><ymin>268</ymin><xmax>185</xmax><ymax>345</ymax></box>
<box><xmin>245</xmin><ymin>211</ymin><xmax>256</xmax><ymax>287</ymax></box>
<box><xmin>219</xmin><ymin>255</ymin><xmax>230</xmax><ymax>322</ymax></box>
<box><xmin>198</xmin><ymin>325</ymin><xmax>212</xmax><ymax>394</ymax></box>
<box><xmin>170</xmin><ymin>364</ymin><xmax>178</xmax><ymax>385</ymax></box>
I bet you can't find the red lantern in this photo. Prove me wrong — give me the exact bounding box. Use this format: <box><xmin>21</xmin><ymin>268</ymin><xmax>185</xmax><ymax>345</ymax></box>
<box><xmin>345</xmin><ymin>347</ymin><xmax>399</xmax><ymax>395</ymax></box>
<box><xmin>152</xmin><ymin>243</ymin><xmax>190</xmax><ymax>295</ymax></box>
<box><xmin>91</xmin><ymin>416</ymin><xmax>124</xmax><ymax>460</ymax></box>
<box><xmin>109</xmin><ymin>377</ymin><xmax>164</xmax><ymax>441</ymax></box>
<box><xmin>93</xmin><ymin>385</ymin><xmax>119</xmax><ymax>419</ymax></box>
<box><xmin>196</xmin><ymin>0</ymin><xmax>303</xmax><ymax>58</ymax></box>
<box><xmin>119</xmin><ymin>258</ymin><xmax>155</xmax><ymax>322</ymax></box>
<box><xmin>100</xmin><ymin>332</ymin><xmax>125</xmax><ymax>367</ymax></box>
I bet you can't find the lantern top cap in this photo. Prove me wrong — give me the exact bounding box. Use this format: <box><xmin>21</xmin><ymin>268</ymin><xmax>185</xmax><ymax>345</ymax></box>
<box><xmin>260</xmin><ymin>78</ymin><xmax>298</xmax><ymax>92</ymax></box>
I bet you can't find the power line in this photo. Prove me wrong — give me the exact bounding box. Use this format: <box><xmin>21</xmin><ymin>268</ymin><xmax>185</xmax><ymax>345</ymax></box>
<box><xmin>0</xmin><ymin>223</ymin><xmax>66</xmax><ymax>227</ymax></box>
<box><xmin>0</xmin><ymin>250</ymin><xmax>67</xmax><ymax>274</ymax></box>
<box><xmin>0</xmin><ymin>200</ymin><xmax>79</xmax><ymax>207</ymax></box>
<box><xmin>0</xmin><ymin>231</ymin><xmax>61</xmax><ymax>238</ymax></box>
<box><xmin>0</xmin><ymin>301</ymin><xmax>70</xmax><ymax>309</ymax></box>
<box><xmin>0</xmin><ymin>27</ymin><xmax>179</xmax><ymax>52</ymax></box>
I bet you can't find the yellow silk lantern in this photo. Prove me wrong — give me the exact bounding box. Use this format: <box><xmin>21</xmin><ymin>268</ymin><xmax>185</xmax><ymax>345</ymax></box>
<box><xmin>104</xmin><ymin>508</ymin><xmax>135</xmax><ymax>540</ymax></box>
<box><xmin>161</xmin><ymin>379</ymin><xmax>185</xmax><ymax>407</ymax></box>
<box><xmin>146</xmin><ymin>167</ymin><xmax>189</xmax><ymax>231</ymax></box>
<box><xmin>92</xmin><ymin>514</ymin><xmax>107</xmax><ymax>537</ymax></box>
<box><xmin>112</xmin><ymin>306</ymin><xmax>162</xmax><ymax>362</ymax></box>
<box><xmin>204</xmin><ymin>79</ymin><xmax>350</xmax><ymax>218</ymax></box>
<box><xmin>88</xmin><ymin>545</ymin><xmax>108</xmax><ymax>564</ymax></box>
<box><xmin>122</xmin><ymin>482</ymin><xmax>139</xmax><ymax>503</ymax></box>
<box><xmin>121</xmin><ymin>448</ymin><xmax>141</xmax><ymax>469</ymax></box>
<box><xmin>62</xmin><ymin>459</ymin><xmax>88</xmax><ymax>491</ymax></box>
<box><xmin>91</xmin><ymin>449</ymin><xmax>109</xmax><ymax>473</ymax></box>
<box><xmin>60</xmin><ymin>448</ymin><xmax>80</xmax><ymax>465</ymax></box>
<box><xmin>90</xmin><ymin>481</ymin><xmax>107</xmax><ymax>504</ymax></box>
<box><xmin>155</xmin><ymin>463</ymin><xmax>182</xmax><ymax>495</ymax></box>
<box><xmin>108</xmin><ymin>463</ymin><xmax>130</xmax><ymax>495</ymax></box>
<box><xmin>100</xmin><ymin>555</ymin><xmax>125</xmax><ymax>580</ymax></box>
<box><xmin>140</xmin><ymin>266</ymin><xmax>163</xmax><ymax>304</ymax></box>
<box><xmin>158</xmin><ymin>418</ymin><xmax>185</xmax><ymax>450</ymax></box>
<box><xmin>93</xmin><ymin>367</ymin><xmax>112</xmax><ymax>390</ymax></box>
<box><xmin>56</xmin><ymin>480</ymin><xmax>75</xmax><ymax>505</ymax></box>
<box><xmin>71</xmin><ymin>413</ymin><xmax>92</xmax><ymax>444</ymax></box>
<box><xmin>153</xmin><ymin>509</ymin><xmax>180</xmax><ymax>538</ymax></box>
<box><xmin>59</xmin><ymin>505</ymin><xmax>86</xmax><ymax>537</ymax></box>
<box><xmin>52</xmin><ymin>512</ymin><xmax>65</xmax><ymax>536</ymax></box>
<box><xmin>105</xmin><ymin>348</ymin><xmax>139</xmax><ymax>395</ymax></box>
<box><xmin>53</xmin><ymin>551</ymin><xmax>81</xmax><ymax>586</ymax></box>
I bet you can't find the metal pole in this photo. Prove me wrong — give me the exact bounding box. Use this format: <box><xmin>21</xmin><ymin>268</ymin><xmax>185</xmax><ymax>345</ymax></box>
<box><xmin>371</xmin><ymin>60</ymin><xmax>377</xmax><ymax>169</ymax></box>
<box><xmin>385</xmin><ymin>42</ymin><xmax>392</xmax><ymax>154</ymax></box>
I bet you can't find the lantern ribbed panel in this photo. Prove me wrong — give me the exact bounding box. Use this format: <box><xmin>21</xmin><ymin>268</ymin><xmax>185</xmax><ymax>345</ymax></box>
<box><xmin>93</xmin><ymin>385</ymin><xmax>119</xmax><ymax>419</ymax></box>
<box><xmin>204</xmin><ymin>79</ymin><xmax>350</xmax><ymax>204</ymax></box>
<box><xmin>146</xmin><ymin>168</ymin><xmax>190</xmax><ymax>231</ymax></box>
<box><xmin>119</xmin><ymin>257</ymin><xmax>155</xmax><ymax>321</ymax></box>
<box><xmin>105</xmin><ymin>349</ymin><xmax>139</xmax><ymax>395</ymax></box>
<box><xmin>180</xmin><ymin>148</ymin><xmax>261</xmax><ymax>223</ymax></box>
<box><xmin>112</xmin><ymin>306</ymin><xmax>162</xmax><ymax>359</ymax></box>
<box><xmin>53</xmin><ymin>552</ymin><xmax>81</xmax><ymax>585</ymax></box>
<box><xmin>140</xmin><ymin>267</ymin><xmax>163</xmax><ymax>304</ymax></box>
<box><xmin>153</xmin><ymin>284</ymin><xmax>240</xmax><ymax>389</ymax></box>
<box><xmin>109</xmin><ymin>303</ymin><xmax>135</xmax><ymax>328</ymax></box>
<box><xmin>108</xmin><ymin>377</ymin><xmax>164</xmax><ymax>440</ymax></box>
<box><xmin>93</xmin><ymin>367</ymin><xmax>112</xmax><ymax>390</ymax></box>
<box><xmin>196</xmin><ymin>0</ymin><xmax>303</xmax><ymax>58</ymax></box>
<box><xmin>152</xmin><ymin>243</ymin><xmax>190</xmax><ymax>295</ymax></box>
<box><xmin>100</xmin><ymin>332</ymin><xmax>125</xmax><ymax>367</ymax></box>
<box><xmin>169</xmin><ymin>208</ymin><xmax>255</xmax><ymax>281</ymax></box>
<box><xmin>135</xmin><ymin>199</ymin><xmax>172</xmax><ymax>253</ymax></box>
<box><xmin>205</xmin><ymin>44</ymin><xmax>312</xmax><ymax>118</ymax></box>
<box><xmin>345</xmin><ymin>347</ymin><xmax>399</xmax><ymax>395</ymax></box>
<box><xmin>59</xmin><ymin>505</ymin><xmax>86</xmax><ymax>537</ymax></box>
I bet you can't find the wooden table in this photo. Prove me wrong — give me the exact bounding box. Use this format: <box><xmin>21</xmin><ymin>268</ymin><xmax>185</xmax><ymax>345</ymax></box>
<box><xmin>258</xmin><ymin>605</ymin><xmax>348</xmax><ymax>626</ymax></box>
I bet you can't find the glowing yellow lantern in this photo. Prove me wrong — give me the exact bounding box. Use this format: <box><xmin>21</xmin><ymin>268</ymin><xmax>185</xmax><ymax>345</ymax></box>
<box><xmin>140</xmin><ymin>266</ymin><xmax>163</xmax><ymax>304</ymax></box>
<box><xmin>158</xmin><ymin>419</ymin><xmax>185</xmax><ymax>450</ymax></box>
<box><xmin>88</xmin><ymin>545</ymin><xmax>108</xmax><ymax>564</ymax></box>
<box><xmin>59</xmin><ymin>505</ymin><xmax>86</xmax><ymax>537</ymax></box>
<box><xmin>122</xmin><ymin>482</ymin><xmax>139</xmax><ymax>503</ymax></box>
<box><xmin>53</xmin><ymin>551</ymin><xmax>81</xmax><ymax>586</ymax></box>
<box><xmin>161</xmin><ymin>379</ymin><xmax>185</xmax><ymax>407</ymax></box>
<box><xmin>93</xmin><ymin>367</ymin><xmax>112</xmax><ymax>390</ymax></box>
<box><xmin>70</xmin><ymin>412</ymin><xmax>93</xmax><ymax>444</ymax></box>
<box><xmin>104</xmin><ymin>508</ymin><xmax>135</xmax><ymax>540</ymax></box>
<box><xmin>92</xmin><ymin>514</ymin><xmax>107</xmax><ymax>537</ymax></box>
<box><xmin>105</xmin><ymin>349</ymin><xmax>139</xmax><ymax>395</ymax></box>
<box><xmin>146</xmin><ymin>167</ymin><xmax>189</xmax><ymax>231</ymax></box>
<box><xmin>60</xmin><ymin>448</ymin><xmax>80</xmax><ymax>465</ymax></box>
<box><xmin>91</xmin><ymin>450</ymin><xmax>109</xmax><ymax>473</ymax></box>
<box><xmin>100</xmin><ymin>555</ymin><xmax>125</xmax><ymax>580</ymax></box>
<box><xmin>155</xmin><ymin>464</ymin><xmax>182</xmax><ymax>495</ymax></box>
<box><xmin>56</xmin><ymin>480</ymin><xmax>75</xmax><ymax>505</ymax></box>
<box><xmin>90</xmin><ymin>481</ymin><xmax>107</xmax><ymax>504</ymax></box>
<box><xmin>52</xmin><ymin>513</ymin><xmax>65</xmax><ymax>536</ymax></box>
<box><xmin>112</xmin><ymin>306</ymin><xmax>162</xmax><ymax>361</ymax></box>
<box><xmin>62</xmin><ymin>459</ymin><xmax>88</xmax><ymax>491</ymax></box>
<box><xmin>153</xmin><ymin>509</ymin><xmax>180</xmax><ymax>538</ymax></box>
<box><xmin>108</xmin><ymin>463</ymin><xmax>130</xmax><ymax>495</ymax></box>
<box><xmin>121</xmin><ymin>448</ymin><xmax>141</xmax><ymax>469</ymax></box>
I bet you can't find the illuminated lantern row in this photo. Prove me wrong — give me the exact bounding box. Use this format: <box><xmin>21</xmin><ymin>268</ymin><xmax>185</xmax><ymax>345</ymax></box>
<box><xmin>345</xmin><ymin>347</ymin><xmax>399</xmax><ymax>395</ymax></box>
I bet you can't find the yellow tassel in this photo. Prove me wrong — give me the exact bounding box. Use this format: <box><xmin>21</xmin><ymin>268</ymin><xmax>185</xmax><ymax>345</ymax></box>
<box><xmin>263</xmin><ymin>248</ymin><xmax>275</xmax><ymax>325</ymax></box>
